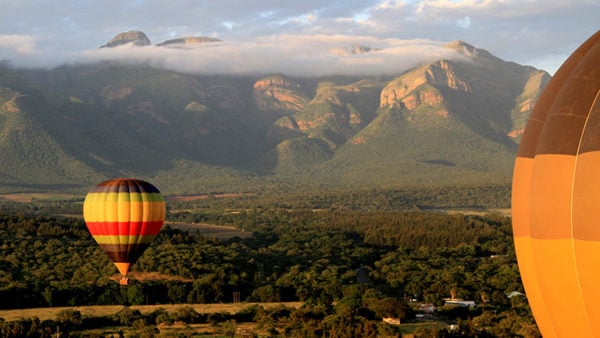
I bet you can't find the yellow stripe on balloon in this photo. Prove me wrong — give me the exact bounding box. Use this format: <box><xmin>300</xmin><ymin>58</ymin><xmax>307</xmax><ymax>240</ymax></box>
<box><xmin>83</xmin><ymin>201</ymin><xmax>166</xmax><ymax>222</ymax></box>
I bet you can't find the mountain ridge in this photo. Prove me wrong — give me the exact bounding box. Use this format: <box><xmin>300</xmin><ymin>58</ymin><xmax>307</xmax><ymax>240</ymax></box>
<box><xmin>0</xmin><ymin>39</ymin><xmax>550</xmax><ymax>196</ymax></box>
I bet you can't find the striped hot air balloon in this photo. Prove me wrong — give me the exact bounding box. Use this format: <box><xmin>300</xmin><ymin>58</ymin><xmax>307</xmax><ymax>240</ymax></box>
<box><xmin>83</xmin><ymin>178</ymin><xmax>166</xmax><ymax>285</ymax></box>
<box><xmin>512</xmin><ymin>30</ymin><xmax>600</xmax><ymax>337</ymax></box>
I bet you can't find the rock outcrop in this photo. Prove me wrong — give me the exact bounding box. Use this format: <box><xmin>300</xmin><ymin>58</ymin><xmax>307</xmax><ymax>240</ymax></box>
<box><xmin>380</xmin><ymin>60</ymin><xmax>470</xmax><ymax>111</ymax></box>
<box><xmin>157</xmin><ymin>36</ymin><xmax>222</xmax><ymax>48</ymax></box>
<box><xmin>253</xmin><ymin>75</ymin><xmax>308</xmax><ymax>113</ymax></box>
<box><xmin>100</xmin><ymin>31</ymin><xmax>151</xmax><ymax>48</ymax></box>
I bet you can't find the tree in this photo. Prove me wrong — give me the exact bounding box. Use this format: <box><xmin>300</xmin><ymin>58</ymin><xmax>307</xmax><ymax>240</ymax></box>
<box><xmin>127</xmin><ymin>284</ymin><xmax>146</xmax><ymax>305</ymax></box>
<box><xmin>366</xmin><ymin>297</ymin><xmax>410</xmax><ymax>321</ymax></box>
<box><xmin>55</xmin><ymin>309</ymin><xmax>82</xmax><ymax>335</ymax></box>
<box><xmin>220</xmin><ymin>319</ymin><xmax>238</xmax><ymax>338</ymax></box>
<box><xmin>116</xmin><ymin>308</ymin><xmax>142</xmax><ymax>326</ymax></box>
<box><xmin>172</xmin><ymin>306</ymin><xmax>200</xmax><ymax>323</ymax></box>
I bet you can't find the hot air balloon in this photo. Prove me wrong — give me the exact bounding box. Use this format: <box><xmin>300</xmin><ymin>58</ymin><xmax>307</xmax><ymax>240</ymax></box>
<box><xmin>83</xmin><ymin>178</ymin><xmax>166</xmax><ymax>285</ymax></box>
<box><xmin>512</xmin><ymin>30</ymin><xmax>600</xmax><ymax>337</ymax></box>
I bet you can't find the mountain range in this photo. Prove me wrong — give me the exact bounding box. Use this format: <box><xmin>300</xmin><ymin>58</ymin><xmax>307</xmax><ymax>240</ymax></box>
<box><xmin>0</xmin><ymin>32</ymin><xmax>549</xmax><ymax>196</ymax></box>
<box><xmin>100</xmin><ymin>30</ymin><xmax>222</xmax><ymax>49</ymax></box>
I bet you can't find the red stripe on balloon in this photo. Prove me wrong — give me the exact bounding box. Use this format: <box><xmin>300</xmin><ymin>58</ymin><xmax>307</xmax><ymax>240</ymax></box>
<box><xmin>85</xmin><ymin>221</ymin><xmax>164</xmax><ymax>236</ymax></box>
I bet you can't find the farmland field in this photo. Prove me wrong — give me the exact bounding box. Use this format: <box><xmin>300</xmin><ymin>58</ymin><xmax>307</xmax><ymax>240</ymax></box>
<box><xmin>0</xmin><ymin>302</ymin><xmax>303</xmax><ymax>322</ymax></box>
<box><xmin>0</xmin><ymin>193</ymin><xmax>80</xmax><ymax>203</ymax></box>
<box><xmin>169</xmin><ymin>222</ymin><xmax>253</xmax><ymax>239</ymax></box>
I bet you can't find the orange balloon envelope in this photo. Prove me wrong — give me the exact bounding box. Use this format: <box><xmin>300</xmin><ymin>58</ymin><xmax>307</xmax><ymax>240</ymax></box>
<box><xmin>83</xmin><ymin>178</ymin><xmax>166</xmax><ymax>284</ymax></box>
<box><xmin>512</xmin><ymin>30</ymin><xmax>600</xmax><ymax>337</ymax></box>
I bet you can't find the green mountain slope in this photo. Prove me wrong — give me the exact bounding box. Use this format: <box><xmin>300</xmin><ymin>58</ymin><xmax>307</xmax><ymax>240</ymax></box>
<box><xmin>319</xmin><ymin>106</ymin><xmax>516</xmax><ymax>187</ymax></box>
<box><xmin>0</xmin><ymin>86</ymin><xmax>103</xmax><ymax>189</ymax></box>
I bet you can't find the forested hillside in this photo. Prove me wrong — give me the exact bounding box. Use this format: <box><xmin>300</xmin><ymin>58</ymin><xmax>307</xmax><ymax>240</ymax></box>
<box><xmin>0</xmin><ymin>198</ymin><xmax>538</xmax><ymax>337</ymax></box>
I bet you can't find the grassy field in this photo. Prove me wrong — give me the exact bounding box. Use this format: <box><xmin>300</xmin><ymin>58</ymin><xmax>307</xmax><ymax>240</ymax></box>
<box><xmin>0</xmin><ymin>192</ymin><xmax>250</xmax><ymax>204</ymax></box>
<box><xmin>0</xmin><ymin>193</ymin><xmax>81</xmax><ymax>203</ymax></box>
<box><xmin>0</xmin><ymin>302</ymin><xmax>304</xmax><ymax>337</ymax></box>
<box><xmin>0</xmin><ymin>302</ymin><xmax>303</xmax><ymax>322</ymax></box>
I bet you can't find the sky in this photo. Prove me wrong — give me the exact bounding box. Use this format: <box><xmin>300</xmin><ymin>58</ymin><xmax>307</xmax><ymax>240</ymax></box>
<box><xmin>0</xmin><ymin>0</ymin><xmax>598</xmax><ymax>76</ymax></box>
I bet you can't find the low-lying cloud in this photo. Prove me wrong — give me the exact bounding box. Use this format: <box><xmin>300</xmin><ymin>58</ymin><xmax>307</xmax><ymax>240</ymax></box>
<box><xmin>1</xmin><ymin>34</ymin><xmax>467</xmax><ymax>77</ymax></box>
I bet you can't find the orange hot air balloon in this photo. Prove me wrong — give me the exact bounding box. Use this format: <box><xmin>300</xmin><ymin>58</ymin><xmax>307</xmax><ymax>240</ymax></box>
<box><xmin>83</xmin><ymin>178</ymin><xmax>166</xmax><ymax>285</ymax></box>
<box><xmin>512</xmin><ymin>30</ymin><xmax>600</xmax><ymax>337</ymax></box>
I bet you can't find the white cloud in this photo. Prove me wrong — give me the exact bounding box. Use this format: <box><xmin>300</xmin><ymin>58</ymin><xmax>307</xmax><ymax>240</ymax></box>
<box><xmin>0</xmin><ymin>34</ymin><xmax>37</xmax><ymax>54</ymax></box>
<box><xmin>457</xmin><ymin>16</ymin><xmax>471</xmax><ymax>28</ymax></box>
<box><xmin>0</xmin><ymin>34</ymin><xmax>82</xmax><ymax>68</ymax></box>
<box><xmin>0</xmin><ymin>0</ymin><xmax>597</xmax><ymax>74</ymax></box>
<box><xmin>72</xmin><ymin>35</ymin><xmax>466</xmax><ymax>77</ymax></box>
<box><xmin>375</xmin><ymin>0</ymin><xmax>405</xmax><ymax>10</ymax></box>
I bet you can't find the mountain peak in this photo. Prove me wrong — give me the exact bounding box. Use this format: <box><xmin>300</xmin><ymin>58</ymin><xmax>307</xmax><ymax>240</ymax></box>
<box><xmin>157</xmin><ymin>36</ymin><xmax>222</xmax><ymax>48</ymax></box>
<box><xmin>445</xmin><ymin>40</ymin><xmax>475</xmax><ymax>51</ymax></box>
<box><xmin>100</xmin><ymin>31</ymin><xmax>151</xmax><ymax>48</ymax></box>
<box><xmin>444</xmin><ymin>40</ymin><xmax>495</xmax><ymax>60</ymax></box>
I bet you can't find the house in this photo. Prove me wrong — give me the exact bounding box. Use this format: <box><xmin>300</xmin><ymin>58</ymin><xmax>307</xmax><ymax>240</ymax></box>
<box><xmin>444</xmin><ymin>299</ymin><xmax>476</xmax><ymax>307</ymax></box>
<box><xmin>506</xmin><ymin>291</ymin><xmax>525</xmax><ymax>298</ymax></box>
<box><xmin>420</xmin><ymin>303</ymin><xmax>436</xmax><ymax>313</ymax></box>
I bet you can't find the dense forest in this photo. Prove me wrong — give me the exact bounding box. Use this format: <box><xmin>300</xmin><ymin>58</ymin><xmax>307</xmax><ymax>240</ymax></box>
<box><xmin>0</xmin><ymin>195</ymin><xmax>538</xmax><ymax>337</ymax></box>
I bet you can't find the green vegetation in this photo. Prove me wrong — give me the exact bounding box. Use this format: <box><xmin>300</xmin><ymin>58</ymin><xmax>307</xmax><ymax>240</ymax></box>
<box><xmin>0</xmin><ymin>195</ymin><xmax>537</xmax><ymax>337</ymax></box>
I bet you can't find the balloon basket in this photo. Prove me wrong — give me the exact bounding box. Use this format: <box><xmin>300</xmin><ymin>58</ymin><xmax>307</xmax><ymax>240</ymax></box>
<box><xmin>120</xmin><ymin>276</ymin><xmax>129</xmax><ymax>285</ymax></box>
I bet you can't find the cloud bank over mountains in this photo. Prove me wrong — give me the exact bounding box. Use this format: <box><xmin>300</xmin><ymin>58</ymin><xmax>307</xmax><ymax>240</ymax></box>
<box><xmin>0</xmin><ymin>1</ymin><xmax>597</xmax><ymax>75</ymax></box>
<box><xmin>1</xmin><ymin>33</ymin><xmax>467</xmax><ymax>77</ymax></box>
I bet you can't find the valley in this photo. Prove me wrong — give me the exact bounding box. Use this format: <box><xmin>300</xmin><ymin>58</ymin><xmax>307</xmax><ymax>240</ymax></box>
<box><xmin>0</xmin><ymin>34</ymin><xmax>545</xmax><ymax>337</ymax></box>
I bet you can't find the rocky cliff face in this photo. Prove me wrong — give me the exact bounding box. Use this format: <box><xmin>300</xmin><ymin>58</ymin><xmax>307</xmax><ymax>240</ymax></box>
<box><xmin>378</xmin><ymin>40</ymin><xmax>547</xmax><ymax>143</ymax></box>
<box><xmin>379</xmin><ymin>60</ymin><xmax>470</xmax><ymax>125</ymax></box>
<box><xmin>253</xmin><ymin>75</ymin><xmax>309</xmax><ymax>113</ymax></box>
<box><xmin>261</xmin><ymin>78</ymin><xmax>382</xmax><ymax>150</ymax></box>
<box><xmin>381</xmin><ymin>60</ymin><xmax>470</xmax><ymax>110</ymax></box>
<box><xmin>508</xmin><ymin>71</ymin><xmax>550</xmax><ymax>140</ymax></box>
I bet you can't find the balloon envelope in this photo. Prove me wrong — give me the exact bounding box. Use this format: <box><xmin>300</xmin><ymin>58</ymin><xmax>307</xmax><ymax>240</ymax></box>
<box><xmin>512</xmin><ymin>30</ymin><xmax>600</xmax><ymax>337</ymax></box>
<box><xmin>83</xmin><ymin>178</ymin><xmax>166</xmax><ymax>281</ymax></box>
